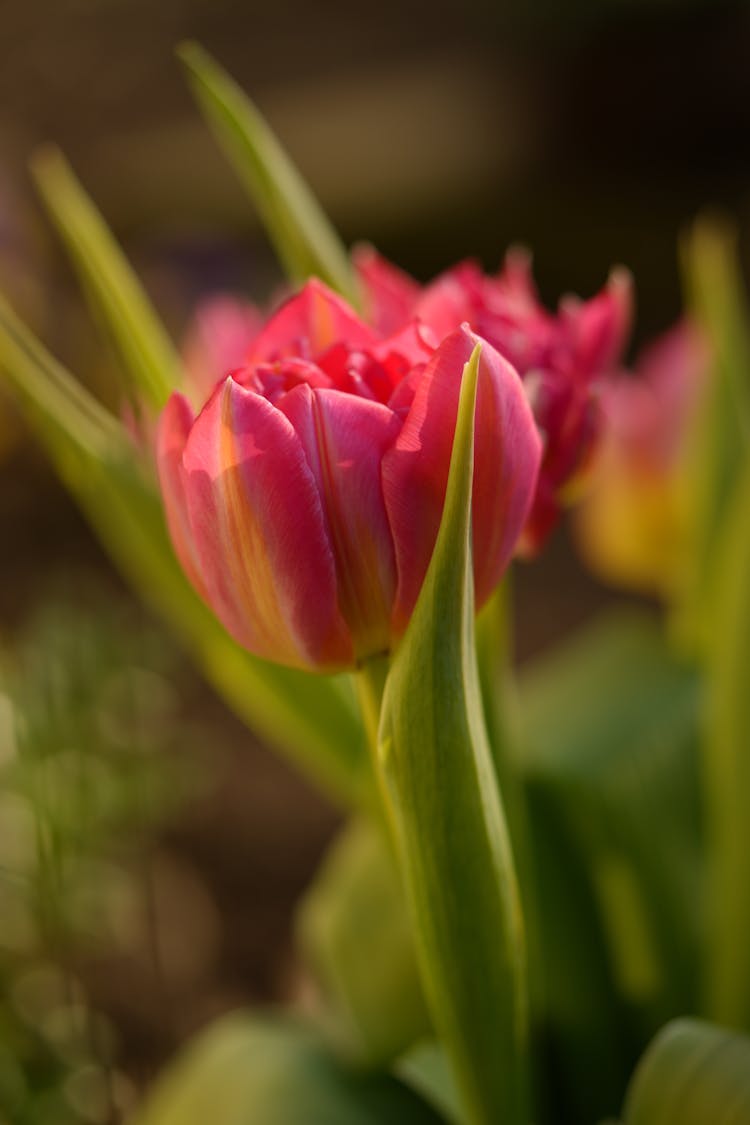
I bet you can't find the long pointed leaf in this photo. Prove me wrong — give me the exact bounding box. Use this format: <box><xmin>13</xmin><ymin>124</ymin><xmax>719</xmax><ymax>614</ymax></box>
<box><xmin>679</xmin><ymin>220</ymin><xmax>750</xmax><ymax>645</ymax></box>
<box><xmin>378</xmin><ymin>344</ymin><xmax>529</xmax><ymax>1125</ymax></box>
<box><xmin>32</xmin><ymin>147</ymin><xmax>181</xmax><ymax>410</ymax></box>
<box><xmin>0</xmin><ymin>293</ymin><xmax>126</xmax><ymax>463</ymax></box>
<box><xmin>178</xmin><ymin>42</ymin><xmax>357</xmax><ymax>302</ymax></box>
<box><xmin>704</xmin><ymin>455</ymin><xmax>750</xmax><ymax>1028</ymax></box>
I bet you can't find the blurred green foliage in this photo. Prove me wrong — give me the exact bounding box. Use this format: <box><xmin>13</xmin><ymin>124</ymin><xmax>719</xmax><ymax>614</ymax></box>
<box><xmin>0</xmin><ymin>598</ymin><xmax>199</xmax><ymax>1125</ymax></box>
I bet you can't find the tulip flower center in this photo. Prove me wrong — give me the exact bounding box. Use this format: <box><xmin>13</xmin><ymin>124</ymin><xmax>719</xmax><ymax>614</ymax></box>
<box><xmin>238</xmin><ymin>341</ymin><xmax>425</xmax><ymax>415</ymax></box>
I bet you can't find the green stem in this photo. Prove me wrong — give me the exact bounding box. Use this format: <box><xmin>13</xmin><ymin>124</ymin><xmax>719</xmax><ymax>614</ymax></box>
<box><xmin>355</xmin><ymin>654</ymin><xmax>390</xmax><ymax>757</ymax></box>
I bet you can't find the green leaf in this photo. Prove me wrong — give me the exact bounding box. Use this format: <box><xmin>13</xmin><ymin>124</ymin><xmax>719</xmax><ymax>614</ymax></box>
<box><xmin>0</xmin><ymin>292</ymin><xmax>126</xmax><ymax>464</ymax></box>
<box><xmin>378</xmin><ymin>343</ymin><xmax>529</xmax><ymax>1125</ymax></box>
<box><xmin>31</xmin><ymin>147</ymin><xmax>181</xmax><ymax>411</ymax></box>
<box><xmin>131</xmin><ymin>1013</ymin><xmax>446</xmax><ymax>1125</ymax></box>
<box><xmin>519</xmin><ymin>612</ymin><xmax>704</xmax><ymax>1121</ymax></box>
<box><xmin>475</xmin><ymin>578</ymin><xmax>526</xmax><ymax>849</ymax></box>
<box><xmin>622</xmin><ymin>1019</ymin><xmax>750</xmax><ymax>1125</ymax></box>
<box><xmin>525</xmin><ymin>781</ymin><xmax>630</xmax><ymax>1125</ymax></box>
<box><xmin>0</xmin><ymin>295</ymin><xmax>369</xmax><ymax>808</ymax></box>
<box><xmin>679</xmin><ymin>219</ymin><xmax>750</xmax><ymax>646</ymax></box>
<box><xmin>703</xmin><ymin>455</ymin><xmax>750</xmax><ymax>1028</ymax></box>
<box><xmin>396</xmin><ymin>1042</ymin><xmax>462</xmax><ymax>1125</ymax></box>
<box><xmin>520</xmin><ymin>611</ymin><xmax>703</xmax><ymax>1033</ymax></box>
<box><xmin>178</xmin><ymin>42</ymin><xmax>357</xmax><ymax>303</ymax></box>
<box><xmin>297</xmin><ymin>814</ymin><xmax>430</xmax><ymax>1066</ymax></box>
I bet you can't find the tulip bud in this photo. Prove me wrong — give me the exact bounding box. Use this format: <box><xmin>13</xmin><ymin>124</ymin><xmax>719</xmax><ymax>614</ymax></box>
<box><xmin>158</xmin><ymin>280</ymin><xmax>542</xmax><ymax>671</ymax></box>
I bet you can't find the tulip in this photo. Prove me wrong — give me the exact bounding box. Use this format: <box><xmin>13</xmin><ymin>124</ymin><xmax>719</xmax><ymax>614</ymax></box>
<box><xmin>181</xmin><ymin>294</ymin><xmax>264</xmax><ymax>403</ymax></box>
<box><xmin>575</xmin><ymin>320</ymin><xmax>710</xmax><ymax>595</ymax></box>
<box><xmin>355</xmin><ymin>245</ymin><xmax>632</xmax><ymax>550</ymax></box>
<box><xmin>158</xmin><ymin>280</ymin><xmax>542</xmax><ymax>671</ymax></box>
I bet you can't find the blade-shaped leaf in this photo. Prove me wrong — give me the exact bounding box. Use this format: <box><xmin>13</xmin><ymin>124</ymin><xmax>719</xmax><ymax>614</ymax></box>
<box><xmin>0</xmin><ymin>292</ymin><xmax>126</xmax><ymax>462</ymax></box>
<box><xmin>178</xmin><ymin>42</ymin><xmax>357</xmax><ymax>303</ymax></box>
<box><xmin>32</xmin><ymin>147</ymin><xmax>181</xmax><ymax>410</ymax></box>
<box><xmin>378</xmin><ymin>344</ymin><xmax>529</xmax><ymax>1125</ymax></box>
<box><xmin>679</xmin><ymin>219</ymin><xmax>750</xmax><ymax>645</ymax></box>
<box><xmin>475</xmin><ymin>578</ymin><xmax>526</xmax><ymax>848</ymax></box>
<box><xmin>623</xmin><ymin>1019</ymin><xmax>750</xmax><ymax>1125</ymax></box>
<box><xmin>703</xmin><ymin>455</ymin><xmax>750</xmax><ymax>1028</ymax></box>
<box><xmin>0</xmin><ymin>295</ymin><xmax>369</xmax><ymax>807</ymax></box>
<box><xmin>132</xmin><ymin>1013</ymin><xmax>447</xmax><ymax>1125</ymax></box>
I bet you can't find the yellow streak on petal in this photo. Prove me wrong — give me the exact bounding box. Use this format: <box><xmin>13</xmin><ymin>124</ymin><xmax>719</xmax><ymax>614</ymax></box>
<box><xmin>218</xmin><ymin>390</ymin><xmax>302</xmax><ymax>666</ymax></box>
<box><xmin>311</xmin><ymin>284</ymin><xmax>337</xmax><ymax>353</ymax></box>
<box><xmin>310</xmin><ymin>400</ymin><xmax>391</xmax><ymax>661</ymax></box>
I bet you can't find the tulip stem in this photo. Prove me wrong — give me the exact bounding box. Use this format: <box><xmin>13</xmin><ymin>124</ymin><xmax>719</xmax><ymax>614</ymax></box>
<box><xmin>354</xmin><ymin>654</ymin><xmax>401</xmax><ymax>839</ymax></box>
<box><xmin>355</xmin><ymin>654</ymin><xmax>390</xmax><ymax>757</ymax></box>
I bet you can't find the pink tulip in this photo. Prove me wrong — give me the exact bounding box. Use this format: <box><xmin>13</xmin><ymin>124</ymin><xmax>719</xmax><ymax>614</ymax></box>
<box><xmin>158</xmin><ymin>280</ymin><xmax>542</xmax><ymax>671</ymax></box>
<box><xmin>181</xmin><ymin>294</ymin><xmax>264</xmax><ymax>403</ymax></box>
<box><xmin>575</xmin><ymin>320</ymin><xmax>710</xmax><ymax>594</ymax></box>
<box><xmin>355</xmin><ymin>246</ymin><xmax>633</xmax><ymax>551</ymax></box>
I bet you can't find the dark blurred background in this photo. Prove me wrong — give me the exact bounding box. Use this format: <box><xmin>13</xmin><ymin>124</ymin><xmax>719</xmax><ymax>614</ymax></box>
<box><xmin>0</xmin><ymin>0</ymin><xmax>749</xmax><ymax>1118</ymax></box>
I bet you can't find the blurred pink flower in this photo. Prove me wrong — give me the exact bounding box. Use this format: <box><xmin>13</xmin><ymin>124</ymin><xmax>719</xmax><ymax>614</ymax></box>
<box><xmin>354</xmin><ymin>245</ymin><xmax>632</xmax><ymax>551</ymax></box>
<box><xmin>181</xmin><ymin>294</ymin><xmax>264</xmax><ymax>402</ymax></box>
<box><xmin>575</xmin><ymin>320</ymin><xmax>711</xmax><ymax>595</ymax></box>
<box><xmin>158</xmin><ymin>280</ymin><xmax>541</xmax><ymax>670</ymax></box>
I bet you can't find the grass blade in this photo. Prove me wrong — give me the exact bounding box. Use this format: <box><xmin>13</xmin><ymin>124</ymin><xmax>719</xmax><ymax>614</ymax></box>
<box><xmin>178</xmin><ymin>42</ymin><xmax>357</xmax><ymax>303</ymax></box>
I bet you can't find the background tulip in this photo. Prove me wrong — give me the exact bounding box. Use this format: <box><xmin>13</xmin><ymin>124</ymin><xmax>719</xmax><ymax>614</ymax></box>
<box><xmin>575</xmin><ymin>320</ymin><xmax>710</xmax><ymax>595</ymax></box>
<box><xmin>181</xmin><ymin>294</ymin><xmax>264</xmax><ymax>403</ymax></box>
<box><xmin>355</xmin><ymin>245</ymin><xmax>632</xmax><ymax>550</ymax></box>
<box><xmin>158</xmin><ymin>280</ymin><xmax>542</xmax><ymax>671</ymax></box>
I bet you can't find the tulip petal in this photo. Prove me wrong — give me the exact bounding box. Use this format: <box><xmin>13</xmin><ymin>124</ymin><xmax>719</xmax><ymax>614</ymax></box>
<box><xmin>182</xmin><ymin>295</ymin><xmax>263</xmax><ymax>402</ymax></box>
<box><xmin>493</xmin><ymin>246</ymin><xmax>540</xmax><ymax>313</ymax></box>
<box><xmin>561</xmin><ymin>267</ymin><xmax>633</xmax><ymax>377</ymax></box>
<box><xmin>413</xmin><ymin>263</ymin><xmax>482</xmax><ymax>341</ymax></box>
<box><xmin>182</xmin><ymin>377</ymin><xmax>354</xmax><ymax>669</ymax></box>
<box><xmin>280</xmin><ymin>385</ymin><xmax>401</xmax><ymax>661</ymax></box>
<box><xmin>248</xmin><ymin>278</ymin><xmax>376</xmax><ymax>364</ymax></box>
<box><xmin>156</xmin><ymin>393</ymin><xmax>207</xmax><ymax>597</ymax></box>
<box><xmin>352</xmin><ymin>244</ymin><xmax>421</xmax><ymax>336</ymax></box>
<box><xmin>383</xmin><ymin>326</ymin><xmax>542</xmax><ymax>633</ymax></box>
<box><xmin>371</xmin><ymin>320</ymin><xmax>437</xmax><ymax>372</ymax></box>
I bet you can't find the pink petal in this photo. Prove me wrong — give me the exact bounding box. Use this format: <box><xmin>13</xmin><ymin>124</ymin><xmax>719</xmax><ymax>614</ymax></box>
<box><xmin>181</xmin><ymin>377</ymin><xmax>354</xmax><ymax>670</ymax></box>
<box><xmin>156</xmin><ymin>393</ymin><xmax>207</xmax><ymax>598</ymax></box>
<box><xmin>493</xmin><ymin>246</ymin><xmax>540</xmax><ymax>313</ymax></box>
<box><xmin>383</xmin><ymin>326</ymin><xmax>542</xmax><ymax>634</ymax></box>
<box><xmin>561</xmin><ymin>267</ymin><xmax>633</xmax><ymax>377</ymax></box>
<box><xmin>371</xmin><ymin>320</ymin><xmax>438</xmax><ymax>370</ymax></box>
<box><xmin>280</xmin><ymin>385</ymin><xmax>401</xmax><ymax>661</ymax></box>
<box><xmin>181</xmin><ymin>295</ymin><xmax>264</xmax><ymax>403</ymax></box>
<box><xmin>247</xmin><ymin>278</ymin><xmax>377</xmax><ymax>364</ymax></box>
<box><xmin>412</xmin><ymin>262</ymin><xmax>483</xmax><ymax>341</ymax></box>
<box><xmin>353</xmin><ymin>244</ymin><xmax>421</xmax><ymax>336</ymax></box>
<box><xmin>604</xmin><ymin>319</ymin><xmax>710</xmax><ymax>472</ymax></box>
